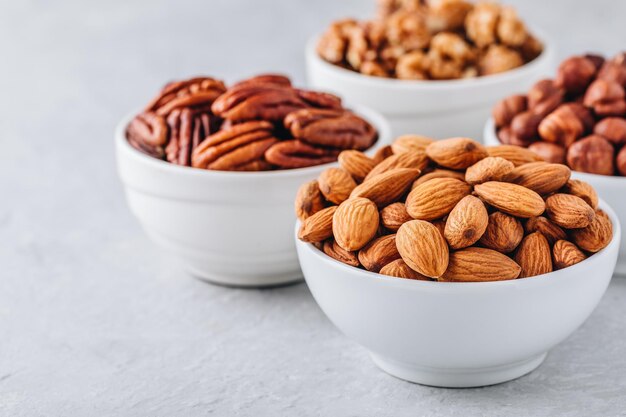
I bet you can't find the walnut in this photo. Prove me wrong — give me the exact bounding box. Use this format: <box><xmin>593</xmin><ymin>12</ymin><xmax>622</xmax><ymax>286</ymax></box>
<box><xmin>426</xmin><ymin>0</ymin><xmax>473</xmax><ymax>32</ymax></box>
<box><xmin>396</xmin><ymin>51</ymin><xmax>430</xmax><ymax>80</ymax></box>
<box><xmin>496</xmin><ymin>6</ymin><xmax>527</xmax><ymax>47</ymax></box>
<box><xmin>465</xmin><ymin>2</ymin><xmax>500</xmax><ymax>48</ymax></box>
<box><xmin>361</xmin><ymin>61</ymin><xmax>390</xmax><ymax>77</ymax></box>
<box><xmin>478</xmin><ymin>45</ymin><xmax>524</xmax><ymax>76</ymax></box>
<box><xmin>521</xmin><ymin>35</ymin><xmax>544</xmax><ymax>62</ymax></box>
<box><xmin>430</xmin><ymin>32</ymin><xmax>476</xmax><ymax>64</ymax></box>
<box><xmin>316</xmin><ymin>20</ymin><xmax>357</xmax><ymax>64</ymax></box>
<box><xmin>386</xmin><ymin>9</ymin><xmax>431</xmax><ymax>50</ymax></box>
<box><xmin>377</xmin><ymin>0</ymin><xmax>423</xmax><ymax>19</ymax></box>
<box><xmin>427</xmin><ymin>49</ymin><xmax>463</xmax><ymax>80</ymax></box>
<box><xmin>345</xmin><ymin>25</ymin><xmax>371</xmax><ymax>70</ymax></box>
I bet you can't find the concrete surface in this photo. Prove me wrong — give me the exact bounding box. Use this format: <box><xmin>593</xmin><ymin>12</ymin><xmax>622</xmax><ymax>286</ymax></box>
<box><xmin>2</xmin><ymin>0</ymin><xmax>626</xmax><ymax>415</ymax></box>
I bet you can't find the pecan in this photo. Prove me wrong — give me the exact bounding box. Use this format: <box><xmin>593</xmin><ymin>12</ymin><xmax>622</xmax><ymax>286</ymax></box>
<box><xmin>284</xmin><ymin>109</ymin><xmax>378</xmax><ymax>150</ymax></box>
<box><xmin>126</xmin><ymin>112</ymin><xmax>168</xmax><ymax>159</ymax></box>
<box><xmin>231</xmin><ymin>74</ymin><xmax>292</xmax><ymax>89</ymax></box>
<box><xmin>295</xmin><ymin>89</ymin><xmax>343</xmax><ymax>110</ymax></box>
<box><xmin>264</xmin><ymin>140</ymin><xmax>340</xmax><ymax>169</ymax></box>
<box><xmin>191</xmin><ymin>121</ymin><xmax>278</xmax><ymax>171</ymax></box>
<box><xmin>146</xmin><ymin>77</ymin><xmax>226</xmax><ymax>116</ymax></box>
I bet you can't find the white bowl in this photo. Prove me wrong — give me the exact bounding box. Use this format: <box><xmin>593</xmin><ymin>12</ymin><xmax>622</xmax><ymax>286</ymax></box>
<box><xmin>116</xmin><ymin>105</ymin><xmax>391</xmax><ymax>287</ymax></box>
<box><xmin>484</xmin><ymin>118</ymin><xmax>626</xmax><ymax>276</ymax></box>
<box><xmin>306</xmin><ymin>32</ymin><xmax>554</xmax><ymax>139</ymax></box>
<box><xmin>296</xmin><ymin>201</ymin><xmax>620</xmax><ymax>387</ymax></box>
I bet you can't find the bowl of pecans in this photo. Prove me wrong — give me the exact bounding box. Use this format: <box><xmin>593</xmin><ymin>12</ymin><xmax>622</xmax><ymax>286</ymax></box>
<box><xmin>484</xmin><ymin>52</ymin><xmax>626</xmax><ymax>275</ymax></box>
<box><xmin>306</xmin><ymin>0</ymin><xmax>553</xmax><ymax>139</ymax></box>
<box><xmin>294</xmin><ymin>135</ymin><xmax>620</xmax><ymax>387</ymax></box>
<box><xmin>116</xmin><ymin>74</ymin><xmax>391</xmax><ymax>287</ymax></box>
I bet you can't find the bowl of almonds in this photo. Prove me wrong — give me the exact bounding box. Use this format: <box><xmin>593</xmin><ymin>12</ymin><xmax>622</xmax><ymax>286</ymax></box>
<box><xmin>116</xmin><ymin>74</ymin><xmax>391</xmax><ymax>287</ymax></box>
<box><xmin>484</xmin><ymin>52</ymin><xmax>626</xmax><ymax>275</ymax></box>
<box><xmin>306</xmin><ymin>0</ymin><xmax>553</xmax><ymax>139</ymax></box>
<box><xmin>294</xmin><ymin>135</ymin><xmax>620</xmax><ymax>387</ymax></box>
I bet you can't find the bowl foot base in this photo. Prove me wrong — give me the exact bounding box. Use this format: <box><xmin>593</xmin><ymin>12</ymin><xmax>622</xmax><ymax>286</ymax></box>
<box><xmin>187</xmin><ymin>265</ymin><xmax>304</xmax><ymax>288</ymax></box>
<box><xmin>370</xmin><ymin>352</ymin><xmax>547</xmax><ymax>388</ymax></box>
<box><xmin>615</xmin><ymin>254</ymin><xmax>626</xmax><ymax>277</ymax></box>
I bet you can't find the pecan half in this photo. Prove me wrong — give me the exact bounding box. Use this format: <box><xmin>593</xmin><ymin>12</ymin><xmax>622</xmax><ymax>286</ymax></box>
<box><xmin>146</xmin><ymin>77</ymin><xmax>226</xmax><ymax>116</ymax></box>
<box><xmin>264</xmin><ymin>140</ymin><xmax>340</xmax><ymax>169</ymax></box>
<box><xmin>126</xmin><ymin>112</ymin><xmax>168</xmax><ymax>159</ymax></box>
<box><xmin>191</xmin><ymin>121</ymin><xmax>278</xmax><ymax>171</ymax></box>
<box><xmin>284</xmin><ymin>109</ymin><xmax>377</xmax><ymax>150</ymax></box>
<box><xmin>231</xmin><ymin>74</ymin><xmax>292</xmax><ymax>89</ymax></box>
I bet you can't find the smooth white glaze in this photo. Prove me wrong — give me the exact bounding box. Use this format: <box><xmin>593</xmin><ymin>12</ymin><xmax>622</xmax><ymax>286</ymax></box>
<box><xmin>296</xmin><ymin>202</ymin><xmax>620</xmax><ymax>387</ymax></box>
<box><xmin>484</xmin><ymin>117</ymin><xmax>626</xmax><ymax>276</ymax></box>
<box><xmin>306</xmin><ymin>32</ymin><xmax>554</xmax><ymax>140</ymax></box>
<box><xmin>116</xmin><ymin>105</ymin><xmax>391</xmax><ymax>287</ymax></box>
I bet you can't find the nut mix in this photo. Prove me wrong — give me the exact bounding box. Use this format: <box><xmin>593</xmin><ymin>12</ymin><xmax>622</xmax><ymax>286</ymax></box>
<box><xmin>126</xmin><ymin>75</ymin><xmax>378</xmax><ymax>171</ymax></box>
<box><xmin>493</xmin><ymin>52</ymin><xmax>626</xmax><ymax>176</ymax></box>
<box><xmin>316</xmin><ymin>0</ymin><xmax>542</xmax><ymax>80</ymax></box>
<box><xmin>296</xmin><ymin>136</ymin><xmax>613</xmax><ymax>282</ymax></box>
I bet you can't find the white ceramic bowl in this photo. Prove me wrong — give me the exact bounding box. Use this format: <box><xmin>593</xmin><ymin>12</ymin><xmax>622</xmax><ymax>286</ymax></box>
<box><xmin>306</xmin><ymin>32</ymin><xmax>554</xmax><ymax>139</ymax></box>
<box><xmin>484</xmin><ymin>118</ymin><xmax>626</xmax><ymax>276</ymax></box>
<box><xmin>116</xmin><ymin>105</ymin><xmax>391</xmax><ymax>287</ymax></box>
<box><xmin>296</xmin><ymin>201</ymin><xmax>620</xmax><ymax>387</ymax></box>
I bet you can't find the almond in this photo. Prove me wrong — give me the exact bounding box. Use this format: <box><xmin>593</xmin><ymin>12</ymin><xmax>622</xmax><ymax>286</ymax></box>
<box><xmin>545</xmin><ymin>193</ymin><xmax>595</xmax><ymax>229</ymax></box>
<box><xmin>379</xmin><ymin>259</ymin><xmax>430</xmax><ymax>280</ymax></box>
<box><xmin>474</xmin><ymin>181</ymin><xmax>545</xmax><ymax>218</ymax></box>
<box><xmin>391</xmin><ymin>134</ymin><xmax>435</xmax><ymax>154</ymax></box>
<box><xmin>338</xmin><ymin>150</ymin><xmax>376</xmax><ymax>183</ymax></box>
<box><xmin>298</xmin><ymin>206</ymin><xmax>337</xmax><ymax>242</ymax></box>
<box><xmin>426</xmin><ymin>137</ymin><xmax>488</xmax><ymax>169</ymax></box>
<box><xmin>364</xmin><ymin>150</ymin><xmax>429</xmax><ymax>181</ymax></box>
<box><xmin>380</xmin><ymin>202</ymin><xmax>412</xmax><ymax>231</ymax></box>
<box><xmin>397</xmin><ymin>220</ymin><xmax>449</xmax><ymax>278</ymax></box>
<box><xmin>553</xmin><ymin>240</ymin><xmax>586</xmax><ymax>270</ymax></box>
<box><xmin>411</xmin><ymin>169</ymin><xmax>466</xmax><ymax>188</ymax></box>
<box><xmin>465</xmin><ymin>157</ymin><xmax>514</xmax><ymax>185</ymax></box>
<box><xmin>372</xmin><ymin>145</ymin><xmax>394</xmax><ymax>164</ymax></box>
<box><xmin>486</xmin><ymin>145</ymin><xmax>544</xmax><ymax>166</ymax></box>
<box><xmin>294</xmin><ymin>180</ymin><xmax>325</xmax><ymax>221</ymax></box>
<box><xmin>440</xmin><ymin>247</ymin><xmax>521</xmax><ymax>282</ymax></box>
<box><xmin>333</xmin><ymin>197</ymin><xmax>380</xmax><ymax>251</ymax></box>
<box><xmin>350</xmin><ymin>168</ymin><xmax>421</xmax><ymax>207</ymax></box>
<box><xmin>479</xmin><ymin>212</ymin><xmax>524</xmax><ymax>253</ymax></box>
<box><xmin>570</xmin><ymin>209</ymin><xmax>613</xmax><ymax>252</ymax></box>
<box><xmin>405</xmin><ymin>178</ymin><xmax>472</xmax><ymax>220</ymax></box>
<box><xmin>525</xmin><ymin>216</ymin><xmax>566</xmax><ymax>245</ymax></box>
<box><xmin>514</xmin><ymin>232</ymin><xmax>553</xmax><ymax>278</ymax></box>
<box><xmin>507</xmin><ymin>162</ymin><xmax>571</xmax><ymax>195</ymax></box>
<box><xmin>444</xmin><ymin>195</ymin><xmax>488</xmax><ymax>249</ymax></box>
<box><xmin>318</xmin><ymin>168</ymin><xmax>357</xmax><ymax>204</ymax></box>
<box><xmin>323</xmin><ymin>239</ymin><xmax>360</xmax><ymax>267</ymax></box>
<box><xmin>358</xmin><ymin>234</ymin><xmax>401</xmax><ymax>272</ymax></box>
<box><xmin>561</xmin><ymin>179</ymin><xmax>598</xmax><ymax>209</ymax></box>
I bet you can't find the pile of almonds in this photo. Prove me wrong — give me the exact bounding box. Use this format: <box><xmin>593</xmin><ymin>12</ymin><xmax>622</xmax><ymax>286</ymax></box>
<box><xmin>317</xmin><ymin>0</ymin><xmax>542</xmax><ymax>80</ymax></box>
<box><xmin>296</xmin><ymin>136</ymin><xmax>613</xmax><ymax>281</ymax></box>
<box><xmin>494</xmin><ymin>52</ymin><xmax>626</xmax><ymax>176</ymax></box>
<box><xmin>126</xmin><ymin>74</ymin><xmax>378</xmax><ymax>171</ymax></box>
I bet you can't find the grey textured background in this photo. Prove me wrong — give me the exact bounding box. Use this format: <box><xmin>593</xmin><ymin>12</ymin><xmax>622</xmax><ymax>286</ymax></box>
<box><xmin>2</xmin><ymin>0</ymin><xmax>626</xmax><ymax>415</ymax></box>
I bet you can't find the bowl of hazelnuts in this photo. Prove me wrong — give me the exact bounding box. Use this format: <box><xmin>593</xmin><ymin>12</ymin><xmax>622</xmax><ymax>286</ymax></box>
<box><xmin>484</xmin><ymin>52</ymin><xmax>626</xmax><ymax>275</ymax></box>
<box><xmin>306</xmin><ymin>0</ymin><xmax>553</xmax><ymax>139</ymax></box>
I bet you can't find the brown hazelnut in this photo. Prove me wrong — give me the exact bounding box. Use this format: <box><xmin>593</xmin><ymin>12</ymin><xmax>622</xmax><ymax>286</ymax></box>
<box><xmin>583</xmin><ymin>79</ymin><xmax>626</xmax><ymax>117</ymax></box>
<box><xmin>597</xmin><ymin>56</ymin><xmax>626</xmax><ymax>87</ymax></box>
<box><xmin>510</xmin><ymin>110</ymin><xmax>541</xmax><ymax>144</ymax></box>
<box><xmin>528</xmin><ymin>142</ymin><xmax>566</xmax><ymax>164</ymax></box>
<box><xmin>583</xmin><ymin>54</ymin><xmax>605</xmax><ymax>71</ymax></box>
<box><xmin>594</xmin><ymin>117</ymin><xmax>626</xmax><ymax>146</ymax></box>
<box><xmin>497</xmin><ymin>126</ymin><xmax>513</xmax><ymax>144</ymax></box>
<box><xmin>492</xmin><ymin>95</ymin><xmax>527</xmax><ymax>128</ymax></box>
<box><xmin>537</xmin><ymin>105</ymin><xmax>584</xmax><ymax>147</ymax></box>
<box><xmin>527</xmin><ymin>79</ymin><xmax>563</xmax><ymax>116</ymax></box>
<box><xmin>617</xmin><ymin>146</ymin><xmax>626</xmax><ymax>176</ymax></box>
<box><xmin>566</xmin><ymin>135</ymin><xmax>615</xmax><ymax>175</ymax></box>
<box><xmin>560</xmin><ymin>103</ymin><xmax>595</xmax><ymax>131</ymax></box>
<box><xmin>555</xmin><ymin>56</ymin><xmax>597</xmax><ymax>95</ymax></box>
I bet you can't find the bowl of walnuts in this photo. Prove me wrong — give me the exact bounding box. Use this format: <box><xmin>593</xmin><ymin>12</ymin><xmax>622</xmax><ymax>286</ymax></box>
<box><xmin>294</xmin><ymin>135</ymin><xmax>620</xmax><ymax>387</ymax></box>
<box><xmin>306</xmin><ymin>0</ymin><xmax>553</xmax><ymax>139</ymax></box>
<box><xmin>484</xmin><ymin>52</ymin><xmax>626</xmax><ymax>275</ymax></box>
<box><xmin>116</xmin><ymin>74</ymin><xmax>391</xmax><ymax>287</ymax></box>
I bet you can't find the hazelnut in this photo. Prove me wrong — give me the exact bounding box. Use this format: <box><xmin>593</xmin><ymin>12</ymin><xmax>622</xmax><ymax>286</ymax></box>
<box><xmin>583</xmin><ymin>79</ymin><xmax>626</xmax><ymax>117</ymax></box>
<box><xmin>478</xmin><ymin>45</ymin><xmax>524</xmax><ymax>76</ymax></box>
<box><xmin>617</xmin><ymin>146</ymin><xmax>626</xmax><ymax>176</ymax></box>
<box><xmin>528</xmin><ymin>142</ymin><xmax>566</xmax><ymax>164</ymax></box>
<box><xmin>597</xmin><ymin>56</ymin><xmax>626</xmax><ymax>87</ymax></box>
<box><xmin>497</xmin><ymin>126</ymin><xmax>513</xmax><ymax>144</ymax></box>
<box><xmin>555</xmin><ymin>56</ymin><xmax>597</xmax><ymax>95</ymax></box>
<box><xmin>492</xmin><ymin>95</ymin><xmax>527</xmax><ymax>128</ymax></box>
<box><xmin>594</xmin><ymin>117</ymin><xmax>626</xmax><ymax>146</ymax></box>
<box><xmin>538</xmin><ymin>105</ymin><xmax>584</xmax><ymax>147</ymax></box>
<box><xmin>583</xmin><ymin>54</ymin><xmax>605</xmax><ymax>71</ymax></box>
<box><xmin>510</xmin><ymin>110</ymin><xmax>542</xmax><ymax>144</ymax></box>
<box><xmin>560</xmin><ymin>103</ymin><xmax>595</xmax><ymax>131</ymax></box>
<box><xmin>527</xmin><ymin>79</ymin><xmax>563</xmax><ymax>116</ymax></box>
<box><xmin>566</xmin><ymin>135</ymin><xmax>615</xmax><ymax>175</ymax></box>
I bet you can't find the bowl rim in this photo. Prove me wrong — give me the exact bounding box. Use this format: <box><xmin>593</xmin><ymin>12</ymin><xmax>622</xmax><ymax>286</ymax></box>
<box><xmin>296</xmin><ymin>198</ymin><xmax>621</xmax><ymax>289</ymax></box>
<box><xmin>483</xmin><ymin>117</ymin><xmax>626</xmax><ymax>184</ymax></box>
<box><xmin>115</xmin><ymin>103</ymin><xmax>392</xmax><ymax>180</ymax></box>
<box><xmin>306</xmin><ymin>26</ymin><xmax>554</xmax><ymax>91</ymax></box>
